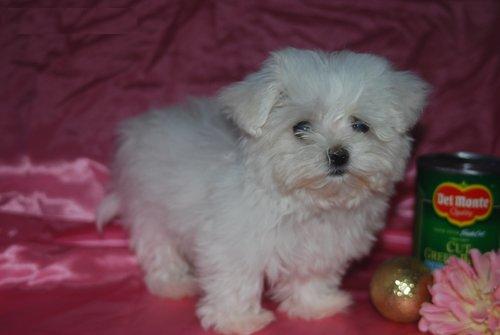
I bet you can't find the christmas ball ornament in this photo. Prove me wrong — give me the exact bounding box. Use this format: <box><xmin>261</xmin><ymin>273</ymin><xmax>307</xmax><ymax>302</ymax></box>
<box><xmin>370</xmin><ymin>256</ymin><xmax>432</xmax><ymax>323</ymax></box>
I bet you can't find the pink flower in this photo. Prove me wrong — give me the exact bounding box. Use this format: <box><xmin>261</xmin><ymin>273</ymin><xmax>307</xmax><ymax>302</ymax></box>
<box><xmin>418</xmin><ymin>249</ymin><xmax>499</xmax><ymax>335</ymax></box>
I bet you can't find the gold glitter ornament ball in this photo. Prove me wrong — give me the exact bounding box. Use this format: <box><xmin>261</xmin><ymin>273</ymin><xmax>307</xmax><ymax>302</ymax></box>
<box><xmin>370</xmin><ymin>257</ymin><xmax>432</xmax><ymax>323</ymax></box>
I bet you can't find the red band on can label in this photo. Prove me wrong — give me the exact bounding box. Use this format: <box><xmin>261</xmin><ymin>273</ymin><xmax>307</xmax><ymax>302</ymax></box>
<box><xmin>432</xmin><ymin>183</ymin><xmax>493</xmax><ymax>227</ymax></box>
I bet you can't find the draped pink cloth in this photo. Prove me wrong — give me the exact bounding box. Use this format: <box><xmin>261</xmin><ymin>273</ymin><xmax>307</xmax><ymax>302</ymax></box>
<box><xmin>1</xmin><ymin>1</ymin><xmax>499</xmax><ymax>334</ymax></box>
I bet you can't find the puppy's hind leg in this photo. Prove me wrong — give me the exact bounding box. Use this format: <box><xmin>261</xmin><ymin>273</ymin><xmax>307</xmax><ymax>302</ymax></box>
<box><xmin>128</xmin><ymin>209</ymin><xmax>198</xmax><ymax>299</ymax></box>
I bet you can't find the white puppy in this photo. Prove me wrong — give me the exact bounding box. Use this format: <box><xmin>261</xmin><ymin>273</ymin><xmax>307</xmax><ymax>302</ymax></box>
<box><xmin>97</xmin><ymin>48</ymin><xmax>429</xmax><ymax>334</ymax></box>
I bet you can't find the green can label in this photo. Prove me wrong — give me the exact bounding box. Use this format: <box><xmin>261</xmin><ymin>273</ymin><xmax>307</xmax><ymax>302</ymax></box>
<box><xmin>414</xmin><ymin>154</ymin><xmax>500</xmax><ymax>271</ymax></box>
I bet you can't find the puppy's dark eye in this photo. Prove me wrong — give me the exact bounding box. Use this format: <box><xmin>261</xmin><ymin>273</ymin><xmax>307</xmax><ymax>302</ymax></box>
<box><xmin>351</xmin><ymin>118</ymin><xmax>370</xmax><ymax>133</ymax></box>
<box><xmin>293</xmin><ymin>121</ymin><xmax>312</xmax><ymax>139</ymax></box>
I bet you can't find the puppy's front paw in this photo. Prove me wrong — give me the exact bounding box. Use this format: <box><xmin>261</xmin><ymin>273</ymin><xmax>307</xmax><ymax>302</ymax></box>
<box><xmin>278</xmin><ymin>289</ymin><xmax>352</xmax><ymax>320</ymax></box>
<box><xmin>145</xmin><ymin>270</ymin><xmax>198</xmax><ymax>299</ymax></box>
<box><xmin>197</xmin><ymin>302</ymin><xmax>275</xmax><ymax>335</ymax></box>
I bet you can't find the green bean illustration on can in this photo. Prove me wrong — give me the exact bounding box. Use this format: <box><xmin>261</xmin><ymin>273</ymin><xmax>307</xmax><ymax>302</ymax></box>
<box><xmin>414</xmin><ymin>152</ymin><xmax>500</xmax><ymax>270</ymax></box>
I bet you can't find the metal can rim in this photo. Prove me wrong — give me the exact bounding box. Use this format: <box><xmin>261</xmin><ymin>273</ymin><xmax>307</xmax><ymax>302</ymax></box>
<box><xmin>417</xmin><ymin>151</ymin><xmax>500</xmax><ymax>176</ymax></box>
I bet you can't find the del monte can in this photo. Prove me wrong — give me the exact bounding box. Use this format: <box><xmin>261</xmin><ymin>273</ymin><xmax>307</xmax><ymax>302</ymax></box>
<box><xmin>414</xmin><ymin>152</ymin><xmax>500</xmax><ymax>270</ymax></box>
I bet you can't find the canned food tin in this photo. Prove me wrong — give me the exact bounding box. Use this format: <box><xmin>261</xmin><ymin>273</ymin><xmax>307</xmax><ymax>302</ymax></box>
<box><xmin>414</xmin><ymin>152</ymin><xmax>500</xmax><ymax>270</ymax></box>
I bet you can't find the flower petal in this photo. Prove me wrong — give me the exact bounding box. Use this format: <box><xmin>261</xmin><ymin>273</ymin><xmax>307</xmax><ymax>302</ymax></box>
<box><xmin>446</xmin><ymin>269</ymin><xmax>477</xmax><ymax>304</ymax></box>
<box><xmin>434</xmin><ymin>268</ymin><xmax>445</xmax><ymax>284</ymax></box>
<box><xmin>489</xmin><ymin>252</ymin><xmax>500</xmax><ymax>287</ymax></box>
<box><xmin>470</xmin><ymin>307</ymin><xmax>488</xmax><ymax>323</ymax></box>
<box><xmin>470</xmin><ymin>249</ymin><xmax>491</xmax><ymax>286</ymax></box>
<box><xmin>422</xmin><ymin>311</ymin><xmax>456</xmax><ymax>323</ymax></box>
<box><xmin>418</xmin><ymin>317</ymin><xmax>430</xmax><ymax>332</ymax></box>
<box><xmin>448</xmin><ymin>302</ymin><xmax>469</xmax><ymax>321</ymax></box>
<box><xmin>494</xmin><ymin>286</ymin><xmax>500</xmax><ymax>301</ymax></box>
<box><xmin>432</xmin><ymin>292</ymin><xmax>461</xmax><ymax>307</ymax></box>
<box><xmin>429</xmin><ymin>321</ymin><xmax>467</xmax><ymax>335</ymax></box>
<box><xmin>430</xmin><ymin>283</ymin><xmax>461</xmax><ymax>301</ymax></box>
<box><xmin>420</xmin><ymin>302</ymin><xmax>449</xmax><ymax>315</ymax></box>
<box><xmin>486</xmin><ymin>314</ymin><xmax>498</xmax><ymax>333</ymax></box>
<box><xmin>454</xmin><ymin>257</ymin><xmax>477</xmax><ymax>279</ymax></box>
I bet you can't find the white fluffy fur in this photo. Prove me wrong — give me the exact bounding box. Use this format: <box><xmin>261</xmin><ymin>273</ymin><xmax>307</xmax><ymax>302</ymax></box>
<box><xmin>97</xmin><ymin>48</ymin><xmax>429</xmax><ymax>334</ymax></box>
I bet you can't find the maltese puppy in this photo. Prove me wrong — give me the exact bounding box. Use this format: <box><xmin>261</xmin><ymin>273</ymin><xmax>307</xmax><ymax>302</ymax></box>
<box><xmin>97</xmin><ymin>48</ymin><xmax>429</xmax><ymax>334</ymax></box>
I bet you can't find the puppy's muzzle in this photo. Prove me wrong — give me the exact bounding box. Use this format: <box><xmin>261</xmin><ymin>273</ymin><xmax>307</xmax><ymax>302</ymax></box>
<box><xmin>328</xmin><ymin>147</ymin><xmax>349</xmax><ymax>176</ymax></box>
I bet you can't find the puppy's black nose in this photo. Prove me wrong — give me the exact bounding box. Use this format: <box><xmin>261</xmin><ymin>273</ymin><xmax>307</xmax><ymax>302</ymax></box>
<box><xmin>328</xmin><ymin>147</ymin><xmax>349</xmax><ymax>167</ymax></box>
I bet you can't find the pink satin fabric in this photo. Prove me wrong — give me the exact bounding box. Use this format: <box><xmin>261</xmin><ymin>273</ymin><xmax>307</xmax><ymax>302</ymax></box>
<box><xmin>1</xmin><ymin>1</ymin><xmax>499</xmax><ymax>334</ymax></box>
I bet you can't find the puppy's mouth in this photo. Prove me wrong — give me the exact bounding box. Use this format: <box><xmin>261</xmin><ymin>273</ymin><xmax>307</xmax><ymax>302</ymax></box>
<box><xmin>328</xmin><ymin>167</ymin><xmax>346</xmax><ymax>177</ymax></box>
<box><xmin>326</xmin><ymin>166</ymin><xmax>370</xmax><ymax>189</ymax></box>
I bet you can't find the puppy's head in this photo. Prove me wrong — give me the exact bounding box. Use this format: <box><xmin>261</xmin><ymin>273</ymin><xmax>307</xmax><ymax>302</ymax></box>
<box><xmin>219</xmin><ymin>48</ymin><xmax>429</xmax><ymax>209</ymax></box>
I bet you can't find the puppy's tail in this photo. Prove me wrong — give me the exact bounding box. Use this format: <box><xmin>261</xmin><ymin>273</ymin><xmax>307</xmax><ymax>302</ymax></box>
<box><xmin>95</xmin><ymin>192</ymin><xmax>121</xmax><ymax>233</ymax></box>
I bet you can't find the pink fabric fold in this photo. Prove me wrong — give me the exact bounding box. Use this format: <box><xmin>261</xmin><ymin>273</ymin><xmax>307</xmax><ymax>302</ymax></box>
<box><xmin>0</xmin><ymin>156</ymin><xmax>108</xmax><ymax>222</ymax></box>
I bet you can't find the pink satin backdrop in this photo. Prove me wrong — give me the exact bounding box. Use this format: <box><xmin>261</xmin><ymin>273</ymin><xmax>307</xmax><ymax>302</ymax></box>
<box><xmin>1</xmin><ymin>1</ymin><xmax>499</xmax><ymax>334</ymax></box>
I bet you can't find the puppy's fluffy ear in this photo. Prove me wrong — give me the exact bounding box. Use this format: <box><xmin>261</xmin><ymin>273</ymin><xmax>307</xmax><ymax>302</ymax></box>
<box><xmin>218</xmin><ymin>55</ymin><xmax>281</xmax><ymax>137</ymax></box>
<box><xmin>390</xmin><ymin>71</ymin><xmax>430</xmax><ymax>133</ymax></box>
